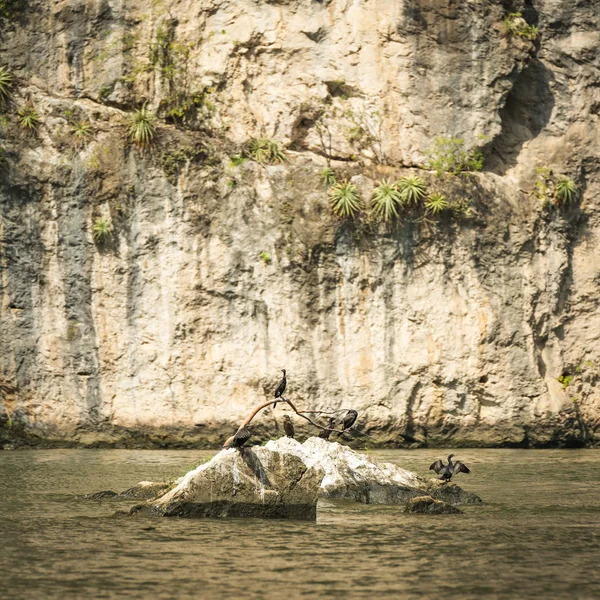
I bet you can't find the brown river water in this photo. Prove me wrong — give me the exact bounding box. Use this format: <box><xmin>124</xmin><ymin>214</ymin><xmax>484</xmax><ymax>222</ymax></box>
<box><xmin>1</xmin><ymin>448</ymin><xmax>599</xmax><ymax>599</ymax></box>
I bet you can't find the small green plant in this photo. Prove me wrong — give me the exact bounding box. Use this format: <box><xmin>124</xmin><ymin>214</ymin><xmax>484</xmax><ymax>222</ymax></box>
<box><xmin>504</xmin><ymin>12</ymin><xmax>539</xmax><ymax>40</ymax></box>
<box><xmin>245</xmin><ymin>138</ymin><xmax>287</xmax><ymax>165</ymax></box>
<box><xmin>17</xmin><ymin>104</ymin><xmax>40</xmax><ymax>130</ymax></box>
<box><xmin>259</xmin><ymin>251</ymin><xmax>272</xmax><ymax>264</ymax></box>
<box><xmin>558</xmin><ymin>374</ymin><xmax>573</xmax><ymax>389</ymax></box>
<box><xmin>425</xmin><ymin>136</ymin><xmax>484</xmax><ymax>175</ymax></box>
<box><xmin>424</xmin><ymin>192</ymin><xmax>449</xmax><ymax>215</ymax></box>
<box><xmin>0</xmin><ymin>65</ymin><xmax>13</xmax><ymax>107</ymax></box>
<box><xmin>320</xmin><ymin>167</ymin><xmax>337</xmax><ymax>187</ymax></box>
<box><xmin>555</xmin><ymin>176</ymin><xmax>577</xmax><ymax>206</ymax></box>
<box><xmin>229</xmin><ymin>154</ymin><xmax>247</xmax><ymax>167</ymax></box>
<box><xmin>329</xmin><ymin>180</ymin><xmax>362</xmax><ymax>218</ymax></box>
<box><xmin>396</xmin><ymin>175</ymin><xmax>427</xmax><ymax>205</ymax></box>
<box><xmin>70</xmin><ymin>121</ymin><xmax>93</xmax><ymax>146</ymax></box>
<box><xmin>371</xmin><ymin>178</ymin><xmax>402</xmax><ymax>222</ymax></box>
<box><xmin>450</xmin><ymin>197</ymin><xmax>473</xmax><ymax>219</ymax></box>
<box><xmin>92</xmin><ymin>217</ymin><xmax>112</xmax><ymax>243</ymax></box>
<box><xmin>127</xmin><ymin>104</ymin><xmax>156</xmax><ymax>149</ymax></box>
<box><xmin>227</xmin><ymin>178</ymin><xmax>237</xmax><ymax>189</ymax></box>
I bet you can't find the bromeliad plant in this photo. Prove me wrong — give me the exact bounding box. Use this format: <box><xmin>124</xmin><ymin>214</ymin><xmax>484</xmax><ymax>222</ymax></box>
<box><xmin>396</xmin><ymin>174</ymin><xmax>427</xmax><ymax>205</ymax></box>
<box><xmin>71</xmin><ymin>121</ymin><xmax>93</xmax><ymax>147</ymax></box>
<box><xmin>0</xmin><ymin>65</ymin><xmax>13</xmax><ymax>107</ymax></box>
<box><xmin>329</xmin><ymin>180</ymin><xmax>362</xmax><ymax>218</ymax></box>
<box><xmin>245</xmin><ymin>138</ymin><xmax>287</xmax><ymax>165</ymax></box>
<box><xmin>424</xmin><ymin>192</ymin><xmax>449</xmax><ymax>215</ymax></box>
<box><xmin>555</xmin><ymin>176</ymin><xmax>578</xmax><ymax>206</ymax></box>
<box><xmin>92</xmin><ymin>217</ymin><xmax>112</xmax><ymax>243</ymax></box>
<box><xmin>371</xmin><ymin>178</ymin><xmax>403</xmax><ymax>222</ymax></box>
<box><xmin>320</xmin><ymin>167</ymin><xmax>337</xmax><ymax>187</ymax></box>
<box><xmin>128</xmin><ymin>104</ymin><xmax>156</xmax><ymax>149</ymax></box>
<box><xmin>17</xmin><ymin>104</ymin><xmax>40</xmax><ymax>130</ymax></box>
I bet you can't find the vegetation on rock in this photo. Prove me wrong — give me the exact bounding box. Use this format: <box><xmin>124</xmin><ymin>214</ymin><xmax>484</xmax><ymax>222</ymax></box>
<box><xmin>425</xmin><ymin>136</ymin><xmax>484</xmax><ymax>175</ymax></box>
<box><xmin>504</xmin><ymin>12</ymin><xmax>539</xmax><ymax>40</ymax></box>
<box><xmin>17</xmin><ymin>104</ymin><xmax>40</xmax><ymax>130</ymax></box>
<box><xmin>0</xmin><ymin>66</ymin><xmax>13</xmax><ymax>107</ymax></box>
<box><xmin>329</xmin><ymin>180</ymin><xmax>362</xmax><ymax>218</ymax></box>
<box><xmin>371</xmin><ymin>178</ymin><xmax>402</xmax><ymax>222</ymax></box>
<box><xmin>397</xmin><ymin>174</ymin><xmax>427</xmax><ymax>205</ymax></box>
<box><xmin>92</xmin><ymin>217</ymin><xmax>112</xmax><ymax>243</ymax></box>
<box><xmin>128</xmin><ymin>105</ymin><xmax>156</xmax><ymax>149</ymax></box>
<box><xmin>245</xmin><ymin>138</ymin><xmax>287</xmax><ymax>165</ymax></box>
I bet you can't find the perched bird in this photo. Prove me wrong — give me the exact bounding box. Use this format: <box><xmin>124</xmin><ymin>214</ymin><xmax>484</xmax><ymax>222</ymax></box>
<box><xmin>335</xmin><ymin>409</ymin><xmax>358</xmax><ymax>436</ymax></box>
<box><xmin>283</xmin><ymin>415</ymin><xmax>295</xmax><ymax>438</ymax></box>
<box><xmin>429</xmin><ymin>454</ymin><xmax>470</xmax><ymax>482</ymax></box>
<box><xmin>273</xmin><ymin>369</ymin><xmax>287</xmax><ymax>409</ymax></box>
<box><xmin>318</xmin><ymin>417</ymin><xmax>337</xmax><ymax>440</ymax></box>
<box><xmin>223</xmin><ymin>427</ymin><xmax>253</xmax><ymax>450</ymax></box>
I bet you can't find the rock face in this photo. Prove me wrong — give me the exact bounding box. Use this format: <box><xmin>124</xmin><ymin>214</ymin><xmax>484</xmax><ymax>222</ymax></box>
<box><xmin>131</xmin><ymin>446</ymin><xmax>324</xmax><ymax>519</ymax></box>
<box><xmin>265</xmin><ymin>437</ymin><xmax>480</xmax><ymax>505</ymax></box>
<box><xmin>405</xmin><ymin>495</ymin><xmax>463</xmax><ymax>515</ymax></box>
<box><xmin>1</xmin><ymin>1</ymin><xmax>600</xmax><ymax>448</ymax></box>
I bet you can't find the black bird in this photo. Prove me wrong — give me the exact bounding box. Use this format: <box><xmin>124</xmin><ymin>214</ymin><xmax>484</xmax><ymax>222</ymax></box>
<box><xmin>273</xmin><ymin>369</ymin><xmax>286</xmax><ymax>409</ymax></box>
<box><xmin>318</xmin><ymin>417</ymin><xmax>336</xmax><ymax>440</ymax></box>
<box><xmin>335</xmin><ymin>409</ymin><xmax>358</xmax><ymax>436</ymax></box>
<box><xmin>429</xmin><ymin>454</ymin><xmax>470</xmax><ymax>482</ymax></box>
<box><xmin>283</xmin><ymin>415</ymin><xmax>295</xmax><ymax>438</ymax></box>
<box><xmin>223</xmin><ymin>427</ymin><xmax>253</xmax><ymax>450</ymax></box>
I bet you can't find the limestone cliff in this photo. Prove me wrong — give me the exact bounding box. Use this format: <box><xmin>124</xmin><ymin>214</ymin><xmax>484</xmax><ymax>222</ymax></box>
<box><xmin>1</xmin><ymin>0</ymin><xmax>599</xmax><ymax>448</ymax></box>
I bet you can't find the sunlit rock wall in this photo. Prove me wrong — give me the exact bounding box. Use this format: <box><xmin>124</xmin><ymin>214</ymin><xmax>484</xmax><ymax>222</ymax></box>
<box><xmin>1</xmin><ymin>0</ymin><xmax>599</xmax><ymax>447</ymax></box>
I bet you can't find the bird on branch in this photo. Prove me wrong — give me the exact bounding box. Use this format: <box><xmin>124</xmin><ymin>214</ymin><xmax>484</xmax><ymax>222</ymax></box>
<box><xmin>273</xmin><ymin>369</ymin><xmax>287</xmax><ymax>409</ymax></box>
<box><xmin>318</xmin><ymin>417</ymin><xmax>337</xmax><ymax>440</ymax></box>
<box><xmin>223</xmin><ymin>427</ymin><xmax>253</xmax><ymax>451</ymax></box>
<box><xmin>335</xmin><ymin>410</ymin><xmax>358</xmax><ymax>436</ymax></box>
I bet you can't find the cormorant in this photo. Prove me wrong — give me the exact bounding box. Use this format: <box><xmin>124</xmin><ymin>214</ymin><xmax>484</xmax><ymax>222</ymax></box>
<box><xmin>223</xmin><ymin>427</ymin><xmax>253</xmax><ymax>450</ymax></box>
<box><xmin>283</xmin><ymin>415</ymin><xmax>295</xmax><ymax>438</ymax></box>
<box><xmin>335</xmin><ymin>409</ymin><xmax>358</xmax><ymax>436</ymax></box>
<box><xmin>318</xmin><ymin>417</ymin><xmax>336</xmax><ymax>440</ymax></box>
<box><xmin>429</xmin><ymin>454</ymin><xmax>470</xmax><ymax>482</ymax></box>
<box><xmin>273</xmin><ymin>369</ymin><xmax>287</xmax><ymax>409</ymax></box>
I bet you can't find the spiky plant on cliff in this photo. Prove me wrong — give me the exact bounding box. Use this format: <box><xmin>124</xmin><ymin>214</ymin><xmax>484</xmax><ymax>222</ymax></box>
<box><xmin>92</xmin><ymin>217</ymin><xmax>112</xmax><ymax>243</ymax></box>
<box><xmin>0</xmin><ymin>66</ymin><xmax>13</xmax><ymax>107</ymax></box>
<box><xmin>320</xmin><ymin>167</ymin><xmax>337</xmax><ymax>187</ymax></box>
<box><xmin>329</xmin><ymin>180</ymin><xmax>362</xmax><ymax>218</ymax></box>
<box><xmin>371</xmin><ymin>178</ymin><xmax>402</xmax><ymax>222</ymax></box>
<box><xmin>555</xmin><ymin>176</ymin><xmax>578</xmax><ymax>206</ymax></box>
<box><xmin>245</xmin><ymin>138</ymin><xmax>287</xmax><ymax>164</ymax></box>
<box><xmin>396</xmin><ymin>175</ymin><xmax>427</xmax><ymax>205</ymax></box>
<box><xmin>17</xmin><ymin>104</ymin><xmax>40</xmax><ymax>130</ymax></box>
<box><xmin>424</xmin><ymin>192</ymin><xmax>449</xmax><ymax>215</ymax></box>
<box><xmin>71</xmin><ymin>121</ymin><xmax>93</xmax><ymax>146</ymax></box>
<box><xmin>128</xmin><ymin>104</ymin><xmax>156</xmax><ymax>149</ymax></box>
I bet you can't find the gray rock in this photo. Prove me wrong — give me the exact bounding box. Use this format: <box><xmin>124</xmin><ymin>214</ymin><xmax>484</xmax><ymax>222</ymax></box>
<box><xmin>405</xmin><ymin>496</ymin><xmax>463</xmax><ymax>515</ymax></box>
<box><xmin>265</xmin><ymin>437</ymin><xmax>482</xmax><ymax>506</ymax></box>
<box><xmin>130</xmin><ymin>446</ymin><xmax>324</xmax><ymax>520</ymax></box>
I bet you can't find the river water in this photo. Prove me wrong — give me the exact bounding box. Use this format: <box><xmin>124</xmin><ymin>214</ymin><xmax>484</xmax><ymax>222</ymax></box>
<box><xmin>1</xmin><ymin>448</ymin><xmax>599</xmax><ymax>599</ymax></box>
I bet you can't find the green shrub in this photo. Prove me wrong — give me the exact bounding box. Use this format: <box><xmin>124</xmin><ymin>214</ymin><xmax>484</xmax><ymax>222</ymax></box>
<box><xmin>424</xmin><ymin>192</ymin><xmax>449</xmax><ymax>215</ymax></box>
<box><xmin>555</xmin><ymin>176</ymin><xmax>577</xmax><ymax>206</ymax></box>
<box><xmin>0</xmin><ymin>66</ymin><xmax>13</xmax><ymax>107</ymax></box>
<box><xmin>245</xmin><ymin>138</ymin><xmax>287</xmax><ymax>165</ymax></box>
<box><xmin>504</xmin><ymin>12</ymin><xmax>539</xmax><ymax>40</ymax></box>
<box><xmin>320</xmin><ymin>167</ymin><xmax>337</xmax><ymax>187</ymax></box>
<box><xmin>17</xmin><ymin>104</ymin><xmax>40</xmax><ymax>130</ymax></box>
<box><xmin>396</xmin><ymin>175</ymin><xmax>427</xmax><ymax>205</ymax></box>
<box><xmin>128</xmin><ymin>104</ymin><xmax>156</xmax><ymax>149</ymax></box>
<box><xmin>229</xmin><ymin>154</ymin><xmax>247</xmax><ymax>167</ymax></box>
<box><xmin>329</xmin><ymin>180</ymin><xmax>362</xmax><ymax>218</ymax></box>
<box><xmin>371</xmin><ymin>178</ymin><xmax>402</xmax><ymax>222</ymax></box>
<box><xmin>92</xmin><ymin>217</ymin><xmax>112</xmax><ymax>243</ymax></box>
<box><xmin>450</xmin><ymin>197</ymin><xmax>473</xmax><ymax>219</ymax></box>
<box><xmin>425</xmin><ymin>136</ymin><xmax>484</xmax><ymax>175</ymax></box>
